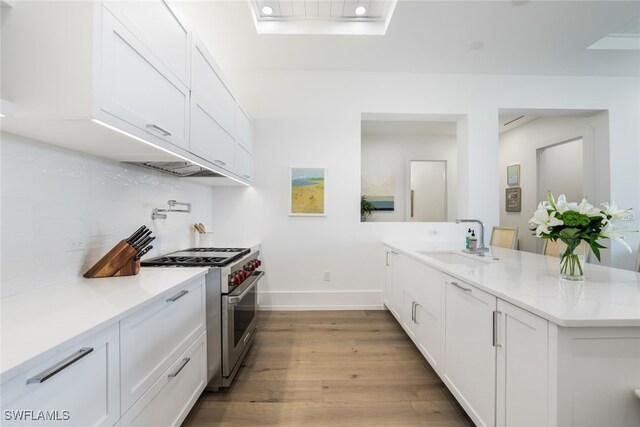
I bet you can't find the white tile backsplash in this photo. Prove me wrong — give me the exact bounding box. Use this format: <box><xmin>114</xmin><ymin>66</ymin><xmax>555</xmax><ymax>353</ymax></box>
<box><xmin>1</xmin><ymin>132</ymin><xmax>215</xmax><ymax>298</ymax></box>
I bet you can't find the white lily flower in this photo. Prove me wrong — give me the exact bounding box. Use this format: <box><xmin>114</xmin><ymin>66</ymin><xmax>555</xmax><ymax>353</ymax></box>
<box><xmin>601</xmin><ymin>201</ymin><xmax>632</xmax><ymax>221</ymax></box>
<box><xmin>575</xmin><ymin>198</ymin><xmax>603</xmax><ymax>217</ymax></box>
<box><xmin>529</xmin><ymin>204</ymin><xmax>564</xmax><ymax>237</ymax></box>
<box><xmin>555</xmin><ymin>194</ymin><xmax>575</xmax><ymax>214</ymax></box>
<box><xmin>600</xmin><ymin>222</ymin><xmax>632</xmax><ymax>253</ymax></box>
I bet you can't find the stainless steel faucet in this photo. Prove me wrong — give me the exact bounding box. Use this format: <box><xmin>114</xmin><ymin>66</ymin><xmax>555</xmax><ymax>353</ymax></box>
<box><xmin>456</xmin><ymin>219</ymin><xmax>489</xmax><ymax>253</ymax></box>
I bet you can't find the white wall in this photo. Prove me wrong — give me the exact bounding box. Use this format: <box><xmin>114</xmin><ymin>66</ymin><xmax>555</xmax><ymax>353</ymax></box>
<box><xmin>209</xmin><ymin>71</ymin><xmax>640</xmax><ymax>309</ymax></box>
<box><xmin>361</xmin><ymin>133</ymin><xmax>457</xmax><ymax>222</ymax></box>
<box><xmin>498</xmin><ymin>113</ymin><xmax>613</xmax><ymax>262</ymax></box>
<box><xmin>0</xmin><ymin>132</ymin><xmax>214</xmax><ymax>298</ymax></box>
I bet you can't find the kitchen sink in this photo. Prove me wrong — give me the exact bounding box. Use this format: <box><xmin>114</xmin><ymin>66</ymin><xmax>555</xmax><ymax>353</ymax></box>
<box><xmin>417</xmin><ymin>251</ymin><xmax>491</xmax><ymax>266</ymax></box>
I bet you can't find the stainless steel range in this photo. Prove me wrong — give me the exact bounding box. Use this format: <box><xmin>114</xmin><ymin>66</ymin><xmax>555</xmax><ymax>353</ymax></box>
<box><xmin>142</xmin><ymin>247</ymin><xmax>263</xmax><ymax>390</ymax></box>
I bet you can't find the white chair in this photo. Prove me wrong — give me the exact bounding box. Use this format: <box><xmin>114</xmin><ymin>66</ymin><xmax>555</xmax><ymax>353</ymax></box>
<box><xmin>490</xmin><ymin>227</ymin><xmax>518</xmax><ymax>249</ymax></box>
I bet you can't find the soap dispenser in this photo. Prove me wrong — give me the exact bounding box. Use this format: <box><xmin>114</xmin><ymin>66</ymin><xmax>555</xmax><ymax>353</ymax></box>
<box><xmin>465</xmin><ymin>228</ymin><xmax>473</xmax><ymax>249</ymax></box>
<box><xmin>469</xmin><ymin>231</ymin><xmax>478</xmax><ymax>251</ymax></box>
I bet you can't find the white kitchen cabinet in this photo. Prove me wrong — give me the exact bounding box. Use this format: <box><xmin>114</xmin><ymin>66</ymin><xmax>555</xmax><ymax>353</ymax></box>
<box><xmin>1</xmin><ymin>1</ymin><xmax>254</xmax><ymax>186</ymax></box>
<box><xmin>234</xmin><ymin>143</ymin><xmax>253</xmax><ymax>182</ymax></box>
<box><xmin>98</xmin><ymin>6</ymin><xmax>190</xmax><ymax>151</ymax></box>
<box><xmin>120</xmin><ymin>277</ymin><xmax>205</xmax><ymax>414</ymax></box>
<box><xmin>120</xmin><ymin>332</ymin><xmax>207</xmax><ymax>427</ymax></box>
<box><xmin>383</xmin><ymin>247</ymin><xmax>400</xmax><ymax>320</ymax></box>
<box><xmin>402</xmin><ymin>290</ymin><xmax>420</xmax><ymax>342</ymax></box>
<box><xmin>102</xmin><ymin>0</ymin><xmax>191</xmax><ymax>86</ymax></box>
<box><xmin>236</xmin><ymin>105</ymin><xmax>253</xmax><ymax>151</ymax></box>
<box><xmin>189</xmin><ymin>37</ymin><xmax>236</xmax><ymax>170</ymax></box>
<box><xmin>443</xmin><ymin>278</ymin><xmax>497</xmax><ymax>427</ymax></box>
<box><xmin>1</xmin><ymin>324</ymin><xmax>120</xmax><ymax>427</ymax></box>
<box><xmin>496</xmin><ymin>299</ymin><xmax>549</xmax><ymax>427</ymax></box>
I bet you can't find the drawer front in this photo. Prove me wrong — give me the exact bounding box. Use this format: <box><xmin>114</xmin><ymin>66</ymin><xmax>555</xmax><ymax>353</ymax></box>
<box><xmin>103</xmin><ymin>0</ymin><xmax>190</xmax><ymax>85</ymax></box>
<box><xmin>120</xmin><ymin>332</ymin><xmax>207</xmax><ymax>427</ymax></box>
<box><xmin>1</xmin><ymin>324</ymin><xmax>119</xmax><ymax>427</ymax></box>
<box><xmin>120</xmin><ymin>277</ymin><xmax>205</xmax><ymax>413</ymax></box>
<box><xmin>190</xmin><ymin>98</ymin><xmax>235</xmax><ymax>170</ymax></box>
<box><xmin>191</xmin><ymin>41</ymin><xmax>236</xmax><ymax>136</ymax></box>
<box><xmin>99</xmin><ymin>7</ymin><xmax>190</xmax><ymax>151</ymax></box>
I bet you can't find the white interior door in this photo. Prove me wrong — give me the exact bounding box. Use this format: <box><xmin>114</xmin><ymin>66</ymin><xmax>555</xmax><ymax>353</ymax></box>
<box><xmin>408</xmin><ymin>160</ymin><xmax>447</xmax><ymax>222</ymax></box>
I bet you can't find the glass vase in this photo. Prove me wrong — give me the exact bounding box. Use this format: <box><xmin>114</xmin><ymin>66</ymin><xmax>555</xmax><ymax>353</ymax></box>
<box><xmin>559</xmin><ymin>239</ymin><xmax>586</xmax><ymax>281</ymax></box>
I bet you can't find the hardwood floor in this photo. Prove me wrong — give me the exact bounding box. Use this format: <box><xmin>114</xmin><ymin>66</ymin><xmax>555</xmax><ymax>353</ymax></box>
<box><xmin>183</xmin><ymin>310</ymin><xmax>473</xmax><ymax>426</ymax></box>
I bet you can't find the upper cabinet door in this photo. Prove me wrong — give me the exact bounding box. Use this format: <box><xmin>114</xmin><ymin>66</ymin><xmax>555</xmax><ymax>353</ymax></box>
<box><xmin>103</xmin><ymin>1</ymin><xmax>191</xmax><ymax>86</ymax></box>
<box><xmin>191</xmin><ymin>39</ymin><xmax>236</xmax><ymax>136</ymax></box>
<box><xmin>236</xmin><ymin>105</ymin><xmax>253</xmax><ymax>151</ymax></box>
<box><xmin>98</xmin><ymin>7</ymin><xmax>190</xmax><ymax>151</ymax></box>
<box><xmin>234</xmin><ymin>143</ymin><xmax>253</xmax><ymax>182</ymax></box>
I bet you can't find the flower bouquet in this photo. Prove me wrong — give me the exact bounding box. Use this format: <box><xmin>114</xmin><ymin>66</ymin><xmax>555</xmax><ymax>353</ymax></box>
<box><xmin>529</xmin><ymin>192</ymin><xmax>632</xmax><ymax>280</ymax></box>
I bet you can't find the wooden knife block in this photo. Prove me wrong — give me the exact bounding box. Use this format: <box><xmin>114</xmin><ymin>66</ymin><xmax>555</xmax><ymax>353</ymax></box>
<box><xmin>83</xmin><ymin>240</ymin><xmax>141</xmax><ymax>278</ymax></box>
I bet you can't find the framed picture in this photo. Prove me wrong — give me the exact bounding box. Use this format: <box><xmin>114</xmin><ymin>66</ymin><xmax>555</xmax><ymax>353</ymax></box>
<box><xmin>505</xmin><ymin>187</ymin><xmax>521</xmax><ymax>212</ymax></box>
<box><xmin>361</xmin><ymin>175</ymin><xmax>395</xmax><ymax>211</ymax></box>
<box><xmin>507</xmin><ymin>164</ymin><xmax>520</xmax><ymax>186</ymax></box>
<box><xmin>290</xmin><ymin>167</ymin><xmax>326</xmax><ymax>216</ymax></box>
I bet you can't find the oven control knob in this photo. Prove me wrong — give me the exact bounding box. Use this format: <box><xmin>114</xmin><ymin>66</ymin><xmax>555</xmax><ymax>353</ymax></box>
<box><xmin>244</xmin><ymin>263</ymin><xmax>253</xmax><ymax>272</ymax></box>
<box><xmin>242</xmin><ymin>270</ymin><xmax>249</xmax><ymax>279</ymax></box>
<box><xmin>233</xmin><ymin>274</ymin><xmax>242</xmax><ymax>285</ymax></box>
<box><xmin>256</xmin><ymin>260</ymin><xmax>262</xmax><ymax>267</ymax></box>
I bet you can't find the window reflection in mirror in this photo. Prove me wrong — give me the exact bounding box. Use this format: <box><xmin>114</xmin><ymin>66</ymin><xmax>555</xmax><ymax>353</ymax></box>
<box><xmin>361</xmin><ymin>114</ymin><xmax>458</xmax><ymax>222</ymax></box>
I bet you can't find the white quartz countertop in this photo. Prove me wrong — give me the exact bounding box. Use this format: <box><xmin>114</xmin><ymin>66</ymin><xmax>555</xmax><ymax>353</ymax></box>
<box><xmin>0</xmin><ymin>268</ymin><xmax>208</xmax><ymax>379</ymax></box>
<box><xmin>384</xmin><ymin>241</ymin><xmax>640</xmax><ymax>327</ymax></box>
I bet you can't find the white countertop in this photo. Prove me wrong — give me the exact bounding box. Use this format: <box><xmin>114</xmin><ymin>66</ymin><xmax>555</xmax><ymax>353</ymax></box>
<box><xmin>0</xmin><ymin>268</ymin><xmax>208</xmax><ymax>379</ymax></box>
<box><xmin>384</xmin><ymin>241</ymin><xmax>640</xmax><ymax>328</ymax></box>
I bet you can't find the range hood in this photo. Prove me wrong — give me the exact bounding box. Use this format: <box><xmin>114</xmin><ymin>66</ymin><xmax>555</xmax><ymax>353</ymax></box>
<box><xmin>124</xmin><ymin>161</ymin><xmax>225</xmax><ymax>178</ymax></box>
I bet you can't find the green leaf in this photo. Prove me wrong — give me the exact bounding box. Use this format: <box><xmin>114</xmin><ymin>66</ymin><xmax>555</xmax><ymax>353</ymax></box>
<box><xmin>590</xmin><ymin>244</ymin><xmax>601</xmax><ymax>262</ymax></box>
<box><xmin>559</xmin><ymin>228</ymin><xmax>580</xmax><ymax>239</ymax></box>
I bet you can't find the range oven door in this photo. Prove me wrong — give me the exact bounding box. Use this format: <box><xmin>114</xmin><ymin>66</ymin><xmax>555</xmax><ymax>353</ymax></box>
<box><xmin>222</xmin><ymin>271</ymin><xmax>264</xmax><ymax>379</ymax></box>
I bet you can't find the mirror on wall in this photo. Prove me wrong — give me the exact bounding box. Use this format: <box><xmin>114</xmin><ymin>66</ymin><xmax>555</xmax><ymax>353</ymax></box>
<box><xmin>360</xmin><ymin>113</ymin><xmax>460</xmax><ymax>222</ymax></box>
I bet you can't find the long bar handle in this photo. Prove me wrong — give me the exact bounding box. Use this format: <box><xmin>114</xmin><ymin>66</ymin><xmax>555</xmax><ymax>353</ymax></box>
<box><xmin>168</xmin><ymin>358</ymin><xmax>190</xmax><ymax>378</ymax></box>
<box><xmin>214</xmin><ymin>159</ymin><xmax>226</xmax><ymax>166</ymax></box>
<box><xmin>166</xmin><ymin>290</ymin><xmax>188</xmax><ymax>303</ymax></box>
<box><xmin>27</xmin><ymin>348</ymin><xmax>94</xmax><ymax>384</ymax></box>
<box><xmin>448</xmin><ymin>281</ymin><xmax>472</xmax><ymax>293</ymax></box>
<box><xmin>411</xmin><ymin>301</ymin><xmax>416</xmax><ymax>322</ymax></box>
<box><xmin>413</xmin><ymin>302</ymin><xmax>420</xmax><ymax>324</ymax></box>
<box><xmin>146</xmin><ymin>123</ymin><xmax>172</xmax><ymax>137</ymax></box>
<box><xmin>493</xmin><ymin>311</ymin><xmax>502</xmax><ymax>348</ymax></box>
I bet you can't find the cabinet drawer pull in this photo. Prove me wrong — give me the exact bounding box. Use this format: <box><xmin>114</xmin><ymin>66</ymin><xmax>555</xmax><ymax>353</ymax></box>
<box><xmin>166</xmin><ymin>290</ymin><xmax>188</xmax><ymax>303</ymax></box>
<box><xmin>146</xmin><ymin>124</ymin><xmax>172</xmax><ymax>137</ymax></box>
<box><xmin>168</xmin><ymin>358</ymin><xmax>190</xmax><ymax>378</ymax></box>
<box><xmin>242</xmin><ymin>174</ymin><xmax>251</xmax><ymax>179</ymax></box>
<box><xmin>413</xmin><ymin>302</ymin><xmax>420</xmax><ymax>324</ymax></box>
<box><xmin>448</xmin><ymin>281</ymin><xmax>472</xmax><ymax>293</ymax></box>
<box><xmin>493</xmin><ymin>311</ymin><xmax>502</xmax><ymax>348</ymax></box>
<box><xmin>214</xmin><ymin>159</ymin><xmax>226</xmax><ymax>166</ymax></box>
<box><xmin>27</xmin><ymin>348</ymin><xmax>94</xmax><ymax>384</ymax></box>
<box><xmin>411</xmin><ymin>301</ymin><xmax>415</xmax><ymax>322</ymax></box>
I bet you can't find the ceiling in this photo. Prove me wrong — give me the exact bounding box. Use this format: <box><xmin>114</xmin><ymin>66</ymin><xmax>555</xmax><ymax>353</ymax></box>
<box><xmin>175</xmin><ymin>0</ymin><xmax>640</xmax><ymax>76</ymax></box>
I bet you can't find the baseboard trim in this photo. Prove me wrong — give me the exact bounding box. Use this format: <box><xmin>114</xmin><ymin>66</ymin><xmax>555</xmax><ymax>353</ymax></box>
<box><xmin>258</xmin><ymin>290</ymin><xmax>384</xmax><ymax>311</ymax></box>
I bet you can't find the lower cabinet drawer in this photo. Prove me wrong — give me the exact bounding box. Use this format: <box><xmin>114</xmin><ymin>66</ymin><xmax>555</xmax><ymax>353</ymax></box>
<box><xmin>0</xmin><ymin>324</ymin><xmax>120</xmax><ymax>427</ymax></box>
<box><xmin>120</xmin><ymin>277</ymin><xmax>205</xmax><ymax>413</ymax></box>
<box><xmin>120</xmin><ymin>332</ymin><xmax>207</xmax><ymax>427</ymax></box>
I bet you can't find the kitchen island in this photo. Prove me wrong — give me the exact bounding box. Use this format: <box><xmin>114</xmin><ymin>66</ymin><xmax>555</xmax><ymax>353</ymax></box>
<box><xmin>383</xmin><ymin>241</ymin><xmax>640</xmax><ymax>427</ymax></box>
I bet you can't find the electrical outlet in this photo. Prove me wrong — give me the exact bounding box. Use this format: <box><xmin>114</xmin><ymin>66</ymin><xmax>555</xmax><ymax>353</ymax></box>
<box><xmin>323</xmin><ymin>271</ymin><xmax>331</xmax><ymax>281</ymax></box>
<box><xmin>66</xmin><ymin>236</ymin><xmax>85</xmax><ymax>251</ymax></box>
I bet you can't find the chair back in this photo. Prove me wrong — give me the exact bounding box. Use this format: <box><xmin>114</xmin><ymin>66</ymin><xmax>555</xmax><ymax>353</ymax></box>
<box><xmin>490</xmin><ymin>227</ymin><xmax>518</xmax><ymax>249</ymax></box>
<box><xmin>543</xmin><ymin>240</ymin><xmax>591</xmax><ymax>262</ymax></box>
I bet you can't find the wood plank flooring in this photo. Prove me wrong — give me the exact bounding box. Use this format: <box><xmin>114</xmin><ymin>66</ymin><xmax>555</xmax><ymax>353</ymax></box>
<box><xmin>182</xmin><ymin>310</ymin><xmax>473</xmax><ymax>426</ymax></box>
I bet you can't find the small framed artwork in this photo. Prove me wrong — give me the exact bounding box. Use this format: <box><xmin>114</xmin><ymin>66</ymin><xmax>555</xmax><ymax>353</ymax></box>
<box><xmin>290</xmin><ymin>167</ymin><xmax>326</xmax><ymax>216</ymax></box>
<box><xmin>505</xmin><ymin>187</ymin><xmax>521</xmax><ymax>212</ymax></box>
<box><xmin>507</xmin><ymin>163</ymin><xmax>520</xmax><ymax>186</ymax></box>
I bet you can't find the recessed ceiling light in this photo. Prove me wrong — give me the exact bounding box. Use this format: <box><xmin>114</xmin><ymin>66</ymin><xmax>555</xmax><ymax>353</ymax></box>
<box><xmin>469</xmin><ymin>41</ymin><xmax>485</xmax><ymax>50</ymax></box>
<box><xmin>262</xmin><ymin>5</ymin><xmax>273</xmax><ymax>16</ymax></box>
<box><xmin>355</xmin><ymin>6</ymin><xmax>367</xmax><ymax>16</ymax></box>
